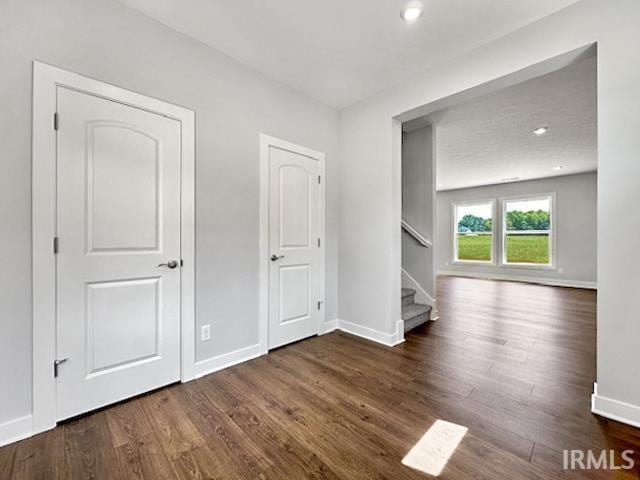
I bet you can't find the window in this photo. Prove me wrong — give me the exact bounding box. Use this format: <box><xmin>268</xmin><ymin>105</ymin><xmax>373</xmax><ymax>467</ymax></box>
<box><xmin>502</xmin><ymin>195</ymin><xmax>553</xmax><ymax>266</ymax></box>
<box><xmin>453</xmin><ymin>201</ymin><xmax>494</xmax><ymax>263</ymax></box>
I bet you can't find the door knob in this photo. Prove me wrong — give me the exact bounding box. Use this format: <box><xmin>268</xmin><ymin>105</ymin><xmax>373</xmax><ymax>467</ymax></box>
<box><xmin>158</xmin><ymin>260</ymin><xmax>179</xmax><ymax>269</ymax></box>
<box><xmin>270</xmin><ymin>254</ymin><xmax>285</xmax><ymax>262</ymax></box>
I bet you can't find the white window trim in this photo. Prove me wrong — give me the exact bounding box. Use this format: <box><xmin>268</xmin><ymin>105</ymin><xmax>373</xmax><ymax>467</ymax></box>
<box><xmin>451</xmin><ymin>199</ymin><xmax>497</xmax><ymax>266</ymax></box>
<box><xmin>499</xmin><ymin>193</ymin><xmax>556</xmax><ymax>270</ymax></box>
<box><xmin>32</xmin><ymin>61</ymin><xmax>196</xmax><ymax>436</ymax></box>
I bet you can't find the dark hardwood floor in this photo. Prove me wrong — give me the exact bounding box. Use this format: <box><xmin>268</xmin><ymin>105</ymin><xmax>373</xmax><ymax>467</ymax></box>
<box><xmin>2</xmin><ymin>276</ymin><xmax>640</xmax><ymax>479</ymax></box>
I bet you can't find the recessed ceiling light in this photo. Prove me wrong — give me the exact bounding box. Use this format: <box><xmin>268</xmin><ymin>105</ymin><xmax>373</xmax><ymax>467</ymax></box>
<box><xmin>533</xmin><ymin>126</ymin><xmax>549</xmax><ymax>135</ymax></box>
<box><xmin>401</xmin><ymin>1</ymin><xmax>424</xmax><ymax>21</ymax></box>
<box><xmin>500</xmin><ymin>177</ymin><xmax>520</xmax><ymax>182</ymax></box>
<box><xmin>553</xmin><ymin>165</ymin><xmax>564</xmax><ymax>171</ymax></box>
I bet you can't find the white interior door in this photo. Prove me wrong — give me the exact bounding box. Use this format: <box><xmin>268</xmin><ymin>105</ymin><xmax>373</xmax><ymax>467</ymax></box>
<box><xmin>268</xmin><ymin>144</ymin><xmax>323</xmax><ymax>349</ymax></box>
<box><xmin>55</xmin><ymin>87</ymin><xmax>182</xmax><ymax>420</ymax></box>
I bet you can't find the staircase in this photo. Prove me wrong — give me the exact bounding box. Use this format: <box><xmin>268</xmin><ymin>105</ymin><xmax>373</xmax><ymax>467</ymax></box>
<box><xmin>402</xmin><ymin>288</ymin><xmax>432</xmax><ymax>332</ymax></box>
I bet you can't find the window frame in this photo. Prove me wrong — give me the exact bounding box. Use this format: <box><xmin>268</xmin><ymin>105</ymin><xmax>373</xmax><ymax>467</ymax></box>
<box><xmin>451</xmin><ymin>199</ymin><xmax>497</xmax><ymax>265</ymax></box>
<box><xmin>499</xmin><ymin>193</ymin><xmax>556</xmax><ymax>269</ymax></box>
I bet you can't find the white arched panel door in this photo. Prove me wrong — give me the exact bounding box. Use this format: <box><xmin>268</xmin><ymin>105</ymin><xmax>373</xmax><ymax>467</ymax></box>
<box><xmin>55</xmin><ymin>87</ymin><xmax>182</xmax><ymax>420</ymax></box>
<box><xmin>268</xmin><ymin>144</ymin><xmax>323</xmax><ymax>349</ymax></box>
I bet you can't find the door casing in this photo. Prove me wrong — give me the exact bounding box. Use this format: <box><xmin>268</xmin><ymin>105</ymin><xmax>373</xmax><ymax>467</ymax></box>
<box><xmin>32</xmin><ymin>61</ymin><xmax>195</xmax><ymax>435</ymax></box>
<box><xmin>259</xmin><ymin>134</ymin><xmax>326</xmax><ymax>353</ymax></box>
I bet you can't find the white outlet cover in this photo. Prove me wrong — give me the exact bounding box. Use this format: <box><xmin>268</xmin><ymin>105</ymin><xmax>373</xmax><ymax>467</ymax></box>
<box><xmin>201</xmin><ymin>325</ymin><xmax>211</xmax><ymax>341</ymax></box>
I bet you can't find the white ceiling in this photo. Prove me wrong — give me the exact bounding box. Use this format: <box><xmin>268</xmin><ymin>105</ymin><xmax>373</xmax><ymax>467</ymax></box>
<box><xmin>411</xmin><ymin>56</ymin><xmax>597</xmax><ymax>191</ymax></box>
<box><xmin>116</xmin><ymin>0</ymin><xmax>581</xmax><ymax>109</ymax></box>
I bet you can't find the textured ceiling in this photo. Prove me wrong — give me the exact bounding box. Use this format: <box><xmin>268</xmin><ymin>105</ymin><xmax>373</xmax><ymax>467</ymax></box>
<box><xmin>417</xmin><ymin>56</ymin><xmax>597</xmax><ymax>191</ymax></box>
<box><xmin>116</xmin><ymin>0</ymin><xmax>581</xmax><ymax>109</ymax></box>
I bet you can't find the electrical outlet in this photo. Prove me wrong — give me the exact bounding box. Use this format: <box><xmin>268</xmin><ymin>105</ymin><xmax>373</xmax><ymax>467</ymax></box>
<box><xmin>558</xmin><ymin>267</ymin><xmax>564</xmax><ymax>274</ymax></box>
<box><xmin>201</xmin><ymin>324</ymin><xmax>211</xmax><ymax>342</ymax></box>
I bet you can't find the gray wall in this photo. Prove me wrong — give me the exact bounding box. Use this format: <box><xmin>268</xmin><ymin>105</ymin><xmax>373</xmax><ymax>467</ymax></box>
<box><xmin>0</xmin><ymin>0</ymin><xmax>339</xmax><ymax>425</ymax></box>
<box><xmin>338</xmin><ymin>0</ymin><xmax>640</xmax><ymax>417</ymax></box>
<box><xmin>402</xmin><ymin>126</ymin><xmax>435</xmax><ymax>297</ymax></box>
<box><xmin>435</xmin><ymin>173</ymin><xmax>597</xmax><ymax>284</ymax></box>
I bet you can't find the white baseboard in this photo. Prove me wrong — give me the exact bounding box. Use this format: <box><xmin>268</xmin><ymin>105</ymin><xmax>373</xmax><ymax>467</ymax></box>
<box><xmin>194</xmin><ymin>343</ymin><xmax>264</xmax><ymax>379</ymax></box>
<box><xmin>401</xmin><ymin>268</ymin><xmax>436</xmax><ymax>306</ymax></box>
<box><xmin>325</xmin><ymin>319</ymin><xmax>404</xmax><ymax>347</ymax></box>
<box><xmin>0</xmin><ymin>415</ymin><xmax>33</xmax><ymax>448</ymax></box>
<box><xmin>437</xmin><ymin>270</ymin><xmax>597</xmax><ymax>290</ymax></box>
<box><xmin>592</xmin><ymin>383</ymin><xmax>640</xmax><ymax>428</ymax></box>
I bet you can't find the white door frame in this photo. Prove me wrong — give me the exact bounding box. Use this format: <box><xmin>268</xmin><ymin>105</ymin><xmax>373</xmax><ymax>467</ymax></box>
<box><xmin>259</xmin><ymin>134</ymin><xmax>326</xmax><ymax>353</ymax></box>
<box><xmin>32</xmin><ymin>62</ymin><xmax>195</xmax><ymax>435</ymax></box>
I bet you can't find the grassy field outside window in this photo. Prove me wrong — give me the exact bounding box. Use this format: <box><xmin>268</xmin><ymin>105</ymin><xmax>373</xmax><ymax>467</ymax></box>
<box><xmin>504</xmin><ymin>233</ymin><xmax>550</xmax><ymax>264</ymax></box>
<box><xmin>457</xmin><ymin>233</ymin><xmax>550</xmax><ymax>263</ymax></box>
<box><xmin>456</xmin><ymin>233</ymin><xmax>492</xmax><ymax>261</ymax></box>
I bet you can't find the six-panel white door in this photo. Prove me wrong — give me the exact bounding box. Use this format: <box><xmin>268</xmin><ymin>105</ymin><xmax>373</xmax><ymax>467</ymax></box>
<box><xmin>268</xmin><ymin>145</ymin><xmax>322</xmax><ymax>349</ymax></box>
<box><xmin>55</xmin><ymin>87</ymin><xmax>182</xmax><ymax>420</ymax></box>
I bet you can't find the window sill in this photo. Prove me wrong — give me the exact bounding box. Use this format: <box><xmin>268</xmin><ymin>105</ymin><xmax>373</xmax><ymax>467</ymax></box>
<box><xmin>452</xmin><ymin>260</ymin><xmax>495</xmax><ymax>266</ymax></box>
<box><xmin>499</xmin><ymin>262</ymin><xmax>556</xmax><ymax>271</ymax></box>
<box><xmin>450</xmin><ymin>261</ymin><xmax>556</xmax><ymax>271</ymax></box>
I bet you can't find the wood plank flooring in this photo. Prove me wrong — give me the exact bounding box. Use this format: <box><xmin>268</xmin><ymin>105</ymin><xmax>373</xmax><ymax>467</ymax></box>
<box><xmin>2</xmin><ymin>276</ymin><xmax>640</xmax><ymax>479</ymax></box>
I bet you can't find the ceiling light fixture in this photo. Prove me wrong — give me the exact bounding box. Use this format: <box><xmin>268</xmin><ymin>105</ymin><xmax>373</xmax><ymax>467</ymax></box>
<box><xmin>533</xmin><ymin>126</ymin><xmax>549</xmax><ymax>135</ymax></box>
<box><xmin>401</xmin><ymin>1</ymin><xmax>425</xmax><ymax>22</ymax></box>
<box><xmin>553</xmin><ymin>165</ymin><xmax>564</xmax><ymax>171</ymax></box>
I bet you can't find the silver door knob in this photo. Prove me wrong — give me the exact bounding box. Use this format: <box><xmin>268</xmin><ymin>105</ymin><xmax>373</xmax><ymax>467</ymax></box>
<box><xmin>270</xmin><ymin>254</ymin><xmax>285</xmax><ymax>262</ymax></box>
<box><xmin>158</xmin><ymin>260</ymin><xmax>179</xmax><ymax>269</ymax></box>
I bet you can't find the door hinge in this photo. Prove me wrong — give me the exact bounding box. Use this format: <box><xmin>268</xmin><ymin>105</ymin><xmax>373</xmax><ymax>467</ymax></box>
<box><xmin>53</xmin><ymin>236</ymin><xmax>59</xmax><ymax>254</ymax></box>
<box><xmin>53</xmin><ymin>112</ymin><xmax>59</xmax><ymax>131</ymax></box>
<box><xmin>318</xmin><ymin>175</ymin><xmax>321</xmax><ymax>184</ymax></box>
<box><xmin>54</xmin><ymin>358</ymin><xmax>68</xmax><ymax>378</ymax></box>
<box><xmin>180</xmin><ymin>259</ymin><xmax>184</xmax><ymax>267</ymax></box>
<box><xmin>317</xmin><ymin>300</ymin><xmax>324</xmax><ymax>310</ymax></box>
<box><xmin>317</xmin><ymin>238</ymin><xmax>321</xmax><ymax>248</ymax></box>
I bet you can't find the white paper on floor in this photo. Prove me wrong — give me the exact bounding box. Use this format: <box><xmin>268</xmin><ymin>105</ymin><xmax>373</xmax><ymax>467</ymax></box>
<box><xmin>401</xmin><ymin>419</ymin><xmax>468</xmax><ymax>477</ymax></box>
